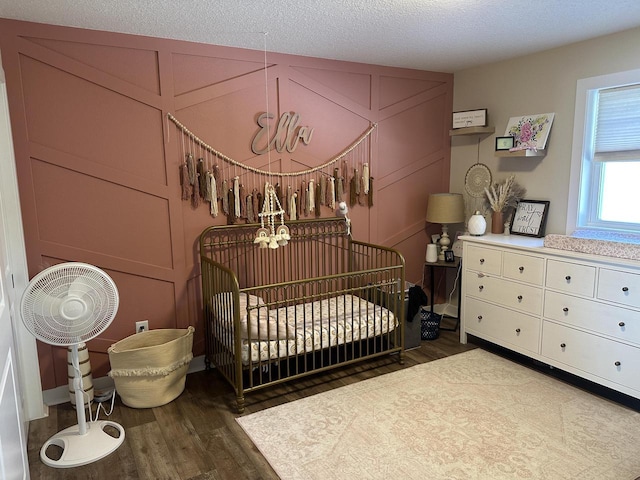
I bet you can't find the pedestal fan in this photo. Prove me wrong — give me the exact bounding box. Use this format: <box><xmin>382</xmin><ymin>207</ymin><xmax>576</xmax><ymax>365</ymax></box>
<box><xmin>21</xmin><ymin>262</ymin><xmax>125</xmax><ymax>468</ymax></box>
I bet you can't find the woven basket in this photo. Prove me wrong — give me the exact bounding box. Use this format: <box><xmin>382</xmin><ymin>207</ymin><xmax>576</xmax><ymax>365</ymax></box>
<box><xmin>108</xmin><ymin>326</ymin><xmax>194</xmax><ymax>408</ymax></box>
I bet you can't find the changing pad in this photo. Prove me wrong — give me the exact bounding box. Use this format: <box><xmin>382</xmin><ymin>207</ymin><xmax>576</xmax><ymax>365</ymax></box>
<box><xmin>544</xmin><ymin>229</ymin><xmax>640</xmax><ymax>261</ymax></box>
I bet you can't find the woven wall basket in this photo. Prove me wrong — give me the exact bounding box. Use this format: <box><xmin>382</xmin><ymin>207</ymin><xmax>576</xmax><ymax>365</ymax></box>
<box><xmin>108</xmin><ymin>326</ymin><xmax>195</xmax><ymax>408</ymax></box>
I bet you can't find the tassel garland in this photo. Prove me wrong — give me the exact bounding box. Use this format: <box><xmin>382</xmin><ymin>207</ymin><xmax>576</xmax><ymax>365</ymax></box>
<box><xmin>172</xmin><ymin>116</ymin><xmax>377</xmax><ymax>236</ymax></box>
<box><xmin>221</xmin><ymin>179</ymin><xmax>229</xmax><ymax>215</ymax></box>
<box><xmin>212</xmin><ymin>165</ymin><xmax>221</xmax><ymax>199</ymax></box>
<box><xmin>362</xmin><ymin>163</ymin><xmax>370</xmax><ymax>194</ymax></box>
<box><xmin>233</xmin><ymin>177</ymin><xmax>240</xmax><ymax>218</ymax></box>
<box><xmin>328</xmin><ymin>177</ymin><xmax>336</xmax><ymax>209</ymax></box>
<box><xmin>315</xmin><ymin>180</ymin><xmax>322</xmax><ymax>217</ymax></box>
<box><xmin>246</xmin><ymin>195</ymin><xmax>254</xmax><ymax>223</ymax></box>
<box><xmin>320</xmin><ymin>176</ymin><xmax>326</xmax><ymax>206</ymax></box>
<box><xmin>192</xmin><ymin>173</ymin><xmax>201</xmax><ymax>208</ymax></box>
<box><xmin>187</xmin><ymin>154</ymin><xmax>196</xmax><ymax>185</ymax></box>
<box><xmin>349</xmin><ymin>174</ymin><xmax>358</xmax><ymax>207</ymax></box>
<box><xmin>208</xmin><ymin>172</ymin><xmax>218</xmax><ymax>217</ymax></box>
<box><xmin>290</xmin><ymin>192</ymin><xmax>297</xmax><ymax>220</ymax></box>
<box><xmin>308</xmin><ymin>179</ymin><xmax>315</xmax><ymax>213</ymax></box>
<box><xmin>227</xmin><ymin>189</ymin><xmax>236</xmax><ymax>224</ymax></box>
<box><xmin>252</xmin><ymin>189</ymin><xmax>260</xmax><ymax>220</ymax></box>
<box><xmin>180</xmin><ymin>163</ymin><xmax>191</xmax><ymax>201</ymax></box>
<box><xmin>300</xmin><ymin>181</ymin><xmax>307</xmax><ymax>217</ymax></box>
<box><xmin>336</xmin><ymin>177</ymin><xmax>344</xmax><ymax>202</ymax></box>
<box><xmin>197</xmin><ymin>159</ymin><xmax>206</xmax><ymax>197</ymax></box>
<box><xmin>239</xmin><ymin>183</ymin><xmax>246</xmax><ymax>218</ymax></box>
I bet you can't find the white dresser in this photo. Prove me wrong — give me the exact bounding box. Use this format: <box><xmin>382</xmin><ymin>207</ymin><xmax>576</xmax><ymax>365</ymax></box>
<box><xmin>461</xmin><ymin>234</ymin><xmax>640</xmax><ymax>400</ymax></box>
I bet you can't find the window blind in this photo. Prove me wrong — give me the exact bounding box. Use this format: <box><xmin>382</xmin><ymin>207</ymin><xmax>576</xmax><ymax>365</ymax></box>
<box><xmin>594</xmin><ymin>84</ymin><xmax>640</xmax><ymax>162</ymax></box>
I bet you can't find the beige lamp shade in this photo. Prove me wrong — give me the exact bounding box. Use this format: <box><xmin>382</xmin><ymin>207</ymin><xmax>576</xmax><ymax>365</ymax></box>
<box><xmin>426</xmin><ymin>193</ymin><xmax>465</xmax><ymax>224</ymax></box>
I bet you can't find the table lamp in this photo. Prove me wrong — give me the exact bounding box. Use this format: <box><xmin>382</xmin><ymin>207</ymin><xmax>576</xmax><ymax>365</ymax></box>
<box><xmin>426</xmin><ymin>193</ymin><xmax>465</xmax><ymax>260</ymax></box>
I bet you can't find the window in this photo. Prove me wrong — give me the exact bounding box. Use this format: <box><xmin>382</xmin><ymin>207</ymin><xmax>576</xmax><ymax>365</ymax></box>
<box><xmin>568</xmin><ymin>69</ymin><xmax>640</xmax><ymax>234</ymax></box>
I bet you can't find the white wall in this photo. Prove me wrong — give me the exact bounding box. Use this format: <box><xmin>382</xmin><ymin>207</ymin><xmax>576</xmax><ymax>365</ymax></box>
<box><xmin>451</xmin><ymin>27</ymin><xmax>640</xmax><ymax>235</ymax></box>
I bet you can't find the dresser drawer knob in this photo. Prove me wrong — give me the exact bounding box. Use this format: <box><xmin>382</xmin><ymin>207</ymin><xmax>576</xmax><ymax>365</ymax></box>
<box><xmin>563</xmin><ymin>307</ymin><xmax>569</xmax><ymax>313</ymax></box>
<box><xmin>560</xmin><ymin>343</ymin><xmax>566</xmax><ymax>348</ymax></box>
<box><xmin>515</xmin><ymin>328</ymin><xmax>521</xmax><ymax>333</ymax></box>
<box><xmin>519</xmin><ymin>266</ymin><xmax>524</xmax><ymax>272</ymax></box>
<box><xmin>565</xmin><ymin>275</ymin><xmax>571</xmax><ymax>281</ymax></box>
<box><xmin>477</xmin><ymin>315</ymin><xmax>483</xmax><ymax>321</ymax></box>
<box><xmin>619</xmin><ymin>322</ymin><xmax>626</xmax><ymax>327</ymax></box>
<box><xmin>517</xmin><ymin>295</ymin><xmax>523</xmax><ymax>301</ymax></box>
<box><xmin>478</xmin><ymin>285</ymin><xmax>484</xmax><ymax>291</ymax></box>
<box><xmin>479</xmin><ymin>258</ymin><xmax>485</xmax><ymax>264</ymax></box>
<box><xmin>615</xmin><ymin>361</ymin><xmax>621</xmax><ymax>367</ymax></box>
<box><xmin>622</xmin><ymin>286</ymin><xmax>629</xmax><ymax>292</ymax></box>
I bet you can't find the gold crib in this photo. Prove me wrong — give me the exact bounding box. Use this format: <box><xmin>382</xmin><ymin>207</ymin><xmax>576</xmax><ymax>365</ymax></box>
<box><xmin>199</xmin><ymin>218</ymin><xmax>405</xmax><ymax>412</ymax></box>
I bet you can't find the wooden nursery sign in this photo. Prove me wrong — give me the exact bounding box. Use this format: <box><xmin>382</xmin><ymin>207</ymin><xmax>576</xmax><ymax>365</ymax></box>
<box><xmin>251</xmin><ymin>112</ymin><xmax>314</xmax><ymax>155</ymax></box>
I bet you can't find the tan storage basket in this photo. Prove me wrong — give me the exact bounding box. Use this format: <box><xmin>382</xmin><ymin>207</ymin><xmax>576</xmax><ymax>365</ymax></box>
<box><xmin>108</xmin><ymin>326</ymin><xmax>194</xmax><ymax>408</ymax></box>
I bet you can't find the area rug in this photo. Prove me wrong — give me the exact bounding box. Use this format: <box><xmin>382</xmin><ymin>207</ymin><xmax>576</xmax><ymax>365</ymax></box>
<box><xmin>237</xmin><ymin>349</ymin><xmax>640</xmax><ymax>480</ymax></box>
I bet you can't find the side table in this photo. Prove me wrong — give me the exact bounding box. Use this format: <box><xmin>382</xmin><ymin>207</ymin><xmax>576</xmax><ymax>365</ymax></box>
<box><xmin>424</xmin><ymin>256</ymin><xmax>461</xmax><ymax>331</ymax></box>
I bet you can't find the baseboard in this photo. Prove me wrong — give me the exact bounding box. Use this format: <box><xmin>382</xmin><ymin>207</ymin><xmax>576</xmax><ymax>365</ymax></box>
<box><xmin>42</xmin><ymin>354</ymin><xmax>207</xmax><ymax>406</ymax></box>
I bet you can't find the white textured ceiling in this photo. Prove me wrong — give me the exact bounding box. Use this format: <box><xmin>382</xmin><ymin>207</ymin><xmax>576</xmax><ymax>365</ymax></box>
<box><xmin>2</xmin><ymin>1</ymin><xmax>640</xmax><ymax>72</ymax></box>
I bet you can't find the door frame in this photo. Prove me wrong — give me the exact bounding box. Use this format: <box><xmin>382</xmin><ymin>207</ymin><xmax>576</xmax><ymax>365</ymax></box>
<box><xmin>0</xmin><ymin>51</ymin><xmax>46</xmax><ymax>421</ymax></box>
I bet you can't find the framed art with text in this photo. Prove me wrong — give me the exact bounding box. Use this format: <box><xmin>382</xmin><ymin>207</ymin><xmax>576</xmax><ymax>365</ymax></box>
<box><xmin>510</xmin><ymin>200</ymin><xmax>550</xmax><ymax>237</ymax></box>
<box><xmin>452</xmin><ymin>109</ymin><xmax>487</xmax><ymax>129</ymax></box>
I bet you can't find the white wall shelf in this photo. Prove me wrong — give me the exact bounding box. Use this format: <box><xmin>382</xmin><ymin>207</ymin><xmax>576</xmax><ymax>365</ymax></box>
<box><xmin>495</xmin><ymin>149</ymin><xmax>546</xmax><ymax>158</ymax></box>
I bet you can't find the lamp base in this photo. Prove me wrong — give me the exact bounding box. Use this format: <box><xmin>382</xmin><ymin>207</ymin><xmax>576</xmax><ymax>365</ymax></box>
<box><xmin>438</xmin><ymin>225</ymin><xmax>451</xmax><ymax>261</ymax></box>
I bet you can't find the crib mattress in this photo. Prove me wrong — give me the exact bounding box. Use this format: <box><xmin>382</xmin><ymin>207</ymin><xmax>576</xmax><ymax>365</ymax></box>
<box><xmin>223</xmin><ymin>294</ymin><xmax>398</xmax><ymax>365</ymax></box>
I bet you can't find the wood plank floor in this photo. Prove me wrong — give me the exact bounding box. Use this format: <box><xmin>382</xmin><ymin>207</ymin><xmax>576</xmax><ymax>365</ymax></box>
<box><xmin>28</xmin><ymin>329</ymin><xmax>475</xmax><ymax>479</ymax></box>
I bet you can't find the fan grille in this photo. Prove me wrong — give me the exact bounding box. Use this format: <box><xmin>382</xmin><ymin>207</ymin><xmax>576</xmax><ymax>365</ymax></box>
<box><xmin>21</xmin><ymin>263</ymin><xmax>119</xmax><ymax>346</ymax></box>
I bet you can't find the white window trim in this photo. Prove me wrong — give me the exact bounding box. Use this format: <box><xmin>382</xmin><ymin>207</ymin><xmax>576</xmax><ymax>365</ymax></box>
<box><xmin>567</xmin><ymin>67</ymin><xmax>640</xmax><ymax>235</ymax></box>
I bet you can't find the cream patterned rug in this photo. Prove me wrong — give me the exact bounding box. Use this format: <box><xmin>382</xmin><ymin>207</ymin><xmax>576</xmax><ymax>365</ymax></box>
<box><xmin>237</xmin><ymin>349</ymin><xmax>640</xmax><ymax>480</ymax></box>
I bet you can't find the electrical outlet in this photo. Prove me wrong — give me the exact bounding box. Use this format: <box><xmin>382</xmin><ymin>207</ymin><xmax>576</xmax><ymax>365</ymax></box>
<box><xmin>135</xmin><ymin>320</ymin><xmax>149</xmax><ymax>333</ymax></box>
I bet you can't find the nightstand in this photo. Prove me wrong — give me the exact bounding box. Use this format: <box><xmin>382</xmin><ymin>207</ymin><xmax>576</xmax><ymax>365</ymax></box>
<box><xmin>424</xmin><ymin>257</ymin><xmax>462</xmax><ymax>331</ymax></box>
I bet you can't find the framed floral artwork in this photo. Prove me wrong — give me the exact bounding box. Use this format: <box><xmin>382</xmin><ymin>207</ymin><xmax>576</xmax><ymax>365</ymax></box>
<box><xmin>504</xmin><ymin>113</ymin><xmax>554</xmax><ymax>151</ymax></box>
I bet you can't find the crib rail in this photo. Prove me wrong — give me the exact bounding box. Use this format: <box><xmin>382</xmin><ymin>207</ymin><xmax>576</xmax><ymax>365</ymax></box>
<box><xmin>200</xmin><ymin>218</ymin><xmax>406</xmax><ymax>412</ymax></box>
<box><xmin>200</xmin><ymin>218</ymin><xmax>351</xmax><ymax>289</ymax></box>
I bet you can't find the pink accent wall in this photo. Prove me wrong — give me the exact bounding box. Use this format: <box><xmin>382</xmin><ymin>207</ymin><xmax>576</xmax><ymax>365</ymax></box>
<box><xmin>0</xmin><ymin>19</ymin><xmax>453</xmax><ymax>390</ymax></box>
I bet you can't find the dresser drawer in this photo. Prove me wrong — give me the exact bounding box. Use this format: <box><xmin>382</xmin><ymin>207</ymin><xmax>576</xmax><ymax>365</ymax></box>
<box><xmin>465</xmin><ymin>297</ymin><xmax>540</xmax><ymax>353</ymax></box>
<box><xmin>465</xmin><ymin>245</ymin><xmax>502</xmax><ymax>275</ymax></box>
<box><xmin>597</xmin><ymin>268</ymin><xmax>640</xmax><ymax>309</ymax></box>
<box><xmin>503</xmin><ymin>252</ymin><xmax>544</xmax><ymax>285</ymax></box>
<box><xmin>544</xmin><ymin>290</ymin><xmax>640</xmax><ymax>346</ymax></box>
<box><xmin>542</xmin><ymin>320</ymin><xmax>640</xmax><ymax>392</ymax></box>
<box><xmin>465</xmin><ymin>273</ymin><xmax>542</xmax><ymax>315</ymax></box>
<box><xmin>545</xmin><ymin>260</ymin><xmax>596</xmax><ymax>297</ymax></box>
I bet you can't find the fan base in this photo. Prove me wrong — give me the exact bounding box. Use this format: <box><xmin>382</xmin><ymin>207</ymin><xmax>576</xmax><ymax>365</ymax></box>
<box><xmin>40</xmin><ymin>420</ymin><xmax>125</xmax><ymax>468</ymax></box>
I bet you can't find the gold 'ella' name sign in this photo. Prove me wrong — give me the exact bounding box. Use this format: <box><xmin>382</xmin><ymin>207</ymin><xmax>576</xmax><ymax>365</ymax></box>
<box><xmin>251</xmin><ymin>112</ymin><xmax>314</xmax><ymax>155</ymax></box>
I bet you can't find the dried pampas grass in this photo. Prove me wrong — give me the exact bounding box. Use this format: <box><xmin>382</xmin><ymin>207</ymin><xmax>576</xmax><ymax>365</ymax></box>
<box><xmin>484</xmin><ymin>175</ymin><xmax>526</xmax><ymax>213</ymax></box>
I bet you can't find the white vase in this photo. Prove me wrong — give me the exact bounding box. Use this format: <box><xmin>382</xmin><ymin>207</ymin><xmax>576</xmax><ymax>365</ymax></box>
<box><xmin>468</xmin><ymin>211</ymin><xmax>487</xmax><ymax>235</ymax></box>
